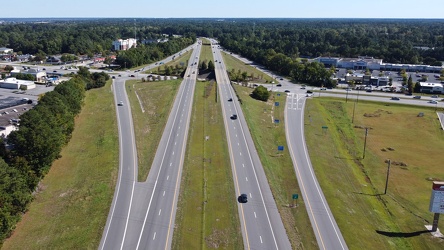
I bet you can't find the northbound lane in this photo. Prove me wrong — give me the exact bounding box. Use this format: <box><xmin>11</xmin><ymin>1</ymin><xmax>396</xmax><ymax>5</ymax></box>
<box><xmin>212</xmin><ymin>40</ymin><xmax>292</xmax><ymax>250</ymax></box>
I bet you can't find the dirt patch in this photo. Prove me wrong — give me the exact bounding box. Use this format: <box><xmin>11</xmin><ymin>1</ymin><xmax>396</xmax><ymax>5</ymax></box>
<box><xmin>205</xmin><ymin>228</ymin><xmax>230</xmax><ymax>249</ymax></box>
<box><xmin>384</xmin><ymin>159</ymin><xmax>408</xmax><ymax>167</ymax></box>
<box><xmin>364</xmin><ymin>109</ymin><xmax>393</xmax><ymax>117</ymax></box>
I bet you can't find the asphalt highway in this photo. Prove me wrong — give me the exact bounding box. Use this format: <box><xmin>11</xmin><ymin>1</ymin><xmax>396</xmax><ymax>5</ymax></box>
<box><xmin>99</xmin><ymin>42</ymin><xmax>201</xmax><ymax>250</ymax></box>
<box><xmin>219</xmin><ymin>45</ymin><xmax>348</xmax><ymax>249</ymax></box>
<box><xmin>211</xmin><ymin>40</ymin><xmax>292</xmax><ymax>250</ymax></box>
<box><xmin>285</xmin><ymin>93</ymin><xmax>348</xmax><ymax>250</ymax></box>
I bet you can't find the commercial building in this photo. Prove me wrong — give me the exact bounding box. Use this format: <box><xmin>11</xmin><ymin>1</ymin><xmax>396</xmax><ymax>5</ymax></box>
<box><xmin>112</xmin><ymin>38</ymin><xmax>137</xmax><ymax>51</ymax></box>
<box><xmin>10</xmin><ymin>68</ymin><xmax>47</xmax><ymax>82</ymax></box>
<box><xmin>419</xmin><ymin>82</ymin><xmax>444</xmax><ymax>94</ymax></box>
<box><xmin>0</xmin><ymin>77</ymin><xmax>36</xmax><ymax>90</ymax></box>
<box><xmin>315</xmin><ymin>56</ymin><xmax>443</xmax><ymax>73</ymax></box>
<box><xmin>0</xmin><ymin>47</ymin><xmax>13</xmax><ymax>54</ymax></box>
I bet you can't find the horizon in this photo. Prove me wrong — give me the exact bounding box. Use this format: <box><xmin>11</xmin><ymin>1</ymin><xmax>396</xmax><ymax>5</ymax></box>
<box><xmin>2</xmin><ymin>0</ymin><xmax>444</xmax><ymax>19</ymax></box>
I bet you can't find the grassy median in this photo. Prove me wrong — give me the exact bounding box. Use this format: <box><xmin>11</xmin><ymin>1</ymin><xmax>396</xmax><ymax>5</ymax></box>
<box><xmin>305</xmin><ymin>97</ymin><xmax>444</xmax><ymax>249</ymax></box>
<box><xmin>233</xmin><ymin>85</ymin><xmax>319</xmax><ymax>249</ymax></box>
<box><xmin>126</xmin><ymin>79</ymin><xmax>182</xmax><ymax>181</ymax></box>
<box><xmin>172</xmin><ymin>81</ymin><xmax>243</xmax><ymax>249</ymax></box>
<box><xmin>2</xmin><ymin>81</ymin><xmax>119</xmax><ymax>249</ymax></box>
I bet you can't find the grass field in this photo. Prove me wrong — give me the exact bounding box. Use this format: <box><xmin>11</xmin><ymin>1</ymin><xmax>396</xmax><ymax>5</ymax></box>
<box><xmin>221</xmin><ymin>51</ymin><xmax>275</xmax><ymax>84</ymax></box>
<box><xmin>126</xmin><ymin>79</ymin><xmax>182</xmax><ymax>181</ymax></box>
<box><xmin>2</xmin><ymin>81</ymin><xmax>118</xmax><ymax>249</ymax></box>
<box><xmin>233</xmin><ymin>85</ymin><xmax>319</xmax><ymax>249</ymax></box>
<box><xmin>199</xmin><ymin>38</ymin><xmax>214</xmax><ymax>65</ymax></box>
<box><xmin>172</xmin><ymin>81</ymin><xmax>243</xmax><ymax>249</ymax></box>
<box><xmin>304</xmin><ymin>97</ymin><xmax>444</xmax><ymax>249</ymax></box>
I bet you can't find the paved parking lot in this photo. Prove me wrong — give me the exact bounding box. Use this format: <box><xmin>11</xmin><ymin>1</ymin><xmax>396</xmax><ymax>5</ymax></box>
<box><xmin>0</xmin><ymin>84</ymin><xmax>53</xmax><ymax>127</ymax></box>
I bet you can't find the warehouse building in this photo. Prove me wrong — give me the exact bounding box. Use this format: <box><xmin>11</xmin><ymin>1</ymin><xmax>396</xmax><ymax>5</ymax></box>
<box><xmin>0</xmin><ymin>77</ymin><xmax>36</xmax><ymax>90</ymax></box>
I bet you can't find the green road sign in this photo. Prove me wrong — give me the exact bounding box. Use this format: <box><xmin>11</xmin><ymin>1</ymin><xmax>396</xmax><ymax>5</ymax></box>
<box><xmin>292</xmin><ymin>194</ymin><xmax>299</xmax><ymax>199</ymax></box>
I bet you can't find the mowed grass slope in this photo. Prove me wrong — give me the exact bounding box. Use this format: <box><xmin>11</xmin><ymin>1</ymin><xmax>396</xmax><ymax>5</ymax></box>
<box><xmin>221</xmin><ymin>51</ymin><xmax>275</xmax><ymax>83</ymax></box>
<box><xmin>172</xmin><ymin>81</ymin><xmax>243</xmax><ymax>249</ymax></box>
<box><xmin>126</xmin><ymin>79</ymin><xmax>181</xmax><ymax>181</ymax></box>
<box><xmin>233</xmin><ymin>85</ymin><xmax>318</xmax><ymax>249</ymax></box>
<box><xmin>2</xmin><ymin>81</ymin><xmax>118</xmax><ymax>249</ymax></box>
<box><xmin>304</xmin><ymin>98</ymin><xmax>444</xmax><ymax>249</ymax></box>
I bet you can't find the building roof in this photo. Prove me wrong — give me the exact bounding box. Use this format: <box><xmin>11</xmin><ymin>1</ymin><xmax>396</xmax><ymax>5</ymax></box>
<box><xmin>1</xmin><ymin>77</ymin><xmax>34</xmax><ymax>85</ymax></box>
<box><xmin>0</xmin><ymin>47</ymin><xmax>13</xmax><ymax>52</ymax></box>
<box><xmin>419</xmin><ymin>82</ymin><xmax>443</xmax><ymax>87</ymax></box>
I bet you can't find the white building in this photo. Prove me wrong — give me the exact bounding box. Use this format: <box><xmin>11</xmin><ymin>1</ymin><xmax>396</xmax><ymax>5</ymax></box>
<box><xmin>0</xmin><ymin>77</ymin><xmax>36</xmax><ymax>90</ymax></box>
<box><xmin>0</xmin><ymin>125</ymin><xmax>17</xmax><ymax>138</ymax></box>
<box><xmin>0</xmin><ymin>47</ymin><xmax>13</xmax><ymax>54</ymax></box>
<box><xmin>112</xmin><ymin>38</ymin><xmax>137</xmax><ymax>51</ymax></box>
<box><xmin>419</xmin><ymin>82</ymin><xmax>444</xmax><ymax>94</ymax></box>
<box><xmin>10</xmin><ymin>68</ymin><xmax>47</xmax><ymax>82</ymax></box>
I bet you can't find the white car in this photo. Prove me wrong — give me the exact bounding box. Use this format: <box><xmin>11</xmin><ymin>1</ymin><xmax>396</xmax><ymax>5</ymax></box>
<box><xmin>428</xmin><ymin>100</ymin><xmax>438</xmax><ymax>104</ymax></box>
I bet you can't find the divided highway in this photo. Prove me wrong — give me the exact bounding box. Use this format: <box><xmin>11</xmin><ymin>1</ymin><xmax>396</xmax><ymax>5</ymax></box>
<box><xmin>211</xmin><ymin>42</ymin><xmax>292</xmax><ymax>249</ymax></box>
<box><xmin>100</xmin><ymin>42</ymin><xmax>201</xmax><ymax>250</ymax></box>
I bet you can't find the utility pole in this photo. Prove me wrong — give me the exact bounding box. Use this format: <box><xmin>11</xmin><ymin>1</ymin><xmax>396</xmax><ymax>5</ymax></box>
<box><xmin>363</xmin><ymin>128</ymin><xmax>369</xmax><ymax>159</ymax></box>
<box><xmin>352</xmin><ymin>99</ymin><xmax>357</xmax><ymax>123</ymax></box>
<box><xmin>384</xmin><ymin>159</ymin><xmax>391</xmax><ymax>194</ymax></box>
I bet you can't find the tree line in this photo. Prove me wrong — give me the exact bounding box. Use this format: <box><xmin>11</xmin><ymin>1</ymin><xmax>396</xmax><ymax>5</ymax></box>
<box><xmin>0</xmin><ymin>69</ymin><xmax>106</xmax><ymax>243</ymax></box>
<box><xmin>115</xmin><ymin>36</ymin><xmax>194</xmax><ymax>69</ymax></box>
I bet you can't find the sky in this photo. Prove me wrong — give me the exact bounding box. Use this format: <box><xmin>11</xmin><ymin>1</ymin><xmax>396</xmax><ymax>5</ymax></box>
<box><xmin>2</xmin><ymin>0</ymin><xmax>444</xmax><ymax>19</ymax></box>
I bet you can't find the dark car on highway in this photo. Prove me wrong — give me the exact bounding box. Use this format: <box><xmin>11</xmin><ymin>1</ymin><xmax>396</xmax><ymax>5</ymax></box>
<box><xmin>230</xmin><ymin>114</ymin><xmax>238</xmax><ymax>120</ymax></box>
<box><xmin>238</xmin><ymin>194</ymin><xmax>248</xmax><ymax>203</ymax></box>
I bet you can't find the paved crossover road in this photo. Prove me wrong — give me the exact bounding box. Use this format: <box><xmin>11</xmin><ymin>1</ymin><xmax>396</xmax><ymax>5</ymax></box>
<box><xmin>211</xmin><ymin>40</ymin><xmax>292</xmax><ymax>250</ymax></box>
<box><xmin>285</xmin><ymin>93</ymin><xmax>348</xmax><ymax>250</ymax></box>
<box><xmin>100</xmin><ymin>42</ymin><xmax>201</xmax><ymax>250</ymax></box>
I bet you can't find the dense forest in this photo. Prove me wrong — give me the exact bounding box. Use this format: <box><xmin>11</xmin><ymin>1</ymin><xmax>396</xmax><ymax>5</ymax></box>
<box><xmin>1</xmin><ymin>19</ymin><xmax>443</xmax><ymax>64</ymax></box>
<box><xmin>1</xmin><ymin>18</ymin><xmax>443</xmax><ymax>85</ymax></box>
